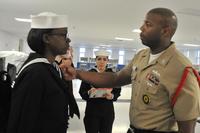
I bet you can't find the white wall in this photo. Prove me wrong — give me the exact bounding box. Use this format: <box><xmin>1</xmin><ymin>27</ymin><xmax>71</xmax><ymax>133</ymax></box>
<box><xmin>0</xmin><ymin>30</ymin><xmax>20</xmax><ymax>51</ymax></box>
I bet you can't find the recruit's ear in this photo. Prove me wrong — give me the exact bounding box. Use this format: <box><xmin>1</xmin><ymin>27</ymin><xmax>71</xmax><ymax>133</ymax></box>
<box><xmin>42</xmin><ymin>34</ymin><xmax>50</xmax><ymax>44</ymax></box>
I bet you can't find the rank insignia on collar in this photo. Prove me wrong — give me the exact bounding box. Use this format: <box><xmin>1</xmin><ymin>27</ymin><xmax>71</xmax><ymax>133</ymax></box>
<box><xmin>132</xmin><ymin>66</ymin><xmax>137</xmax><ymax>71</ymax></box>
<box><xmin>143</xmin><ymin>94</ymin><xmax>150</xmax><ymax>104</ymax></box>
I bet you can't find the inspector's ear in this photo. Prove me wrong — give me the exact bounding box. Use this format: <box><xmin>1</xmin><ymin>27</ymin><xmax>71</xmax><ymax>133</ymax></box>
<box><xmin>42</xmin><ymin>34</ymin><xmax>50</xmax><ymax>44</ymax></box>
<box><xmin>162</xmin><ymin>26</ymin><xmax>171</xmax><ymax>38</ymax></box>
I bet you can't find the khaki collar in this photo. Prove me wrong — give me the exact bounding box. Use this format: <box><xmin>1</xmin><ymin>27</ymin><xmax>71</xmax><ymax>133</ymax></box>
<box><xmin>140</xmin><ymin>43</ymin><xmax>176</xmax><ymax>67</ymax></box>
<box><xmin>155</xmin><ymin>43</ymin><xmax>176</xmax><ymax>67</ymax></box>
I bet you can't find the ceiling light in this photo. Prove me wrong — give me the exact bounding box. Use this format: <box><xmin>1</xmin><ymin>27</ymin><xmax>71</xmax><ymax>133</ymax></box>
<box><xmin>132</xmin><ymin>29</ymin><xmax>141</xmax><ymax>33</ymax></box>
<box><xmin>183</xmin><ymin>44</ymin><xmax>200</xmax><ymax>47</ymax></box>
<box><xmin>132</xmin><ymin>49</ymin><xmax>137</xmax><ymax>51</ymax></box>
<box><xmin>100</xmin><ymin>44</ymin><xmax>111</xmax><ymax>47</ymax></box>
<box><xmin>15</xmin><ymin>17</ymin><xmax>31</xmax><ymax>23</ymax></box>
<box><xmin>115</xmin><ymin>37</ymin><xmax>134</xmax><ymax>41</ymax></box>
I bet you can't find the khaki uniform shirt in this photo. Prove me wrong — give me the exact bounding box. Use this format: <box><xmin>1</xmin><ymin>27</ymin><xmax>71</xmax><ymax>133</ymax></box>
<box><xmin>118</xmin><ymin>44</ymin><xmax>200</xmax><ymax>131</ymax></box>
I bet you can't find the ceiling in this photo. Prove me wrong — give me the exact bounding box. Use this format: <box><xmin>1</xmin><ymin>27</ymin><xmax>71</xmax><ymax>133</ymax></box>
<box><xmin>0</xmin><ymin>0</ymin><xmax>200</xmax><ymax>50</ymax></box>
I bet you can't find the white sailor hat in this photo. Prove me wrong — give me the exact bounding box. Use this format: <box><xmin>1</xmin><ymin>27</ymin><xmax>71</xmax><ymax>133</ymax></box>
<box><xmin>31</xmin><ymin>12</ymin><xmax>68</xmax><ymax>29</ymax></box>
<box><xmin>95</xmin><ymin>50</ymin><xmax>110</xmax><ymax>57</ymax></box>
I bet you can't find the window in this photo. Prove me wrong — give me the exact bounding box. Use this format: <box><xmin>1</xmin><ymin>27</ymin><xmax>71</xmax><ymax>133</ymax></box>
<box><xmin>183</xmin><ymin>50</ymin><xmax>190</xmax><ymax>58</ymax></box>
<box><xmin>80</xmin><ymin>48</ymin><xmax>85</xmax><ymax>53</ymax></box>
<box><xmin>197</xmin><ymin>50</ymin><xmax>200</xmax><ymax>65</ymax></box>
<box><xmin>107</xmin><ymin>50</ymin><xmax>112</xmax><ymax>59</ymax></box>
<box><xmin>118</xmin><ymin>50</ymin><xmax>124</xmax><ymax>64</ymax></box>
<box><xmin>79</xmin><ymin>48</ymin><xmax>85</xmax><ymax>58</ymax></box>
<box><xmin>93</xmin><ymin>48</ymin><xmax>99</xmax><ymax>58</ymax></box>
<box><xmin>79</xmin><ymin>53</ymin><xmax>85</xmax><ymax>58</ymax></box>
<box><xmin>118</xmin><ymin>56</ymin><xmax>124</xmax><ymax>64</ymax></box>
<box><xmin>119</xmin><ymin>50</ymin><xmax>124</xmax><ymax>55</ymax></box>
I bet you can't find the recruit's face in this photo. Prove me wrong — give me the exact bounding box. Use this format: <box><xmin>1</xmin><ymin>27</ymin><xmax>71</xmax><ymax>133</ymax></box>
<box><xmin>139</xmin><ymin>13</ymin><xmax>163</xmax><ymax>48</ymax></box>
<box><xmin>95</xmin><ymin>56</ymin><xmax>108</xmax><ymax>72</ymax></box>
<box><xmin>47</xmin><ymin>28</ymin><xmax>71</xmax><ymax>56</ymax></box>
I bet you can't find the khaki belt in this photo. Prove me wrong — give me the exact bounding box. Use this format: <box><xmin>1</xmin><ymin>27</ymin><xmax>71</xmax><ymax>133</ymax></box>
<box><xmin>128</xmin><ymin>125</ymin><xmax>178</xmax><ymax>133</ymax></box>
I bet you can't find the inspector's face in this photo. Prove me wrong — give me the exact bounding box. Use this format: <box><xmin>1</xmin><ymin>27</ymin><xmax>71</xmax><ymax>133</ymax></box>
<box><xmin>140</xmin><ymin>13</ymin><xmax>163</xmax><ymax>48</ymax></box>
<box><xmin>47</xmin><ymin>28</ymin><xmax>71</xmax><ymax>56</ymax></box>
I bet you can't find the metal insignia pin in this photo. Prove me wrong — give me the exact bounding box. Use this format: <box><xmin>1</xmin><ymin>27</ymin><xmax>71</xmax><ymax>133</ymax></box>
<box><xmin>143</xmin><ymin>94</ymin><xmax>150</xmax><ymax>104</ymax></box>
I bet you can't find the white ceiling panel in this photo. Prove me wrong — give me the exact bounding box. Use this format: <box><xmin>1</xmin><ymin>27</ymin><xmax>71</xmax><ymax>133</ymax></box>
<box><xmin>0</xmin><ymin>0</ymin><xmax>200</xmax><ymax>49</ymax></box>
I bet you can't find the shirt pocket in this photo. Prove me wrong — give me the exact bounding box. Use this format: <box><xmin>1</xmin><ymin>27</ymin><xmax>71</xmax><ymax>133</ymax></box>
<box><xmin>144</xmin><ymin>84</ymin><xmax>166</xmax><ymax>108</ymax></box>
<box><xmin>146</xmin><ymin>85</ymin><xmax>159</xmax><ymax>94</ymax></box>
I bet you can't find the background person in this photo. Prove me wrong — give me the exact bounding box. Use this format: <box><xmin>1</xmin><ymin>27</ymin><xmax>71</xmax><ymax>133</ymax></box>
<box><xmin>64</xmin><ymin>8</ymin><xmax>200</xmax><ymax>133</ymax></box>
<box><xmin>79</xmin><ymin>50</ymin><xmax>121</xmax><ymax>133</ymax></box>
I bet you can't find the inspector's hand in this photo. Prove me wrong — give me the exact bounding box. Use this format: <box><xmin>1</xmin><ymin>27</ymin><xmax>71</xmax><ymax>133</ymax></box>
<box><xmin>59</xmin><ymin>58</ymin><xmax>72</xmax><ymax>71</ymax></box>
<box><xmin>60</xmin><ymin>63</ymin><xmax>76</xmax><ymax>80</ymax></box>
